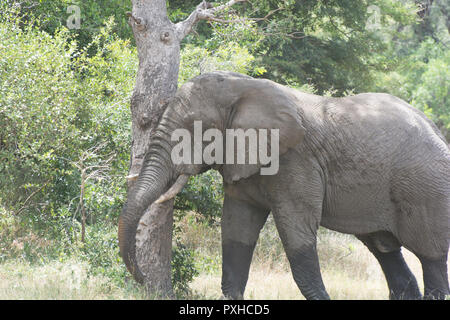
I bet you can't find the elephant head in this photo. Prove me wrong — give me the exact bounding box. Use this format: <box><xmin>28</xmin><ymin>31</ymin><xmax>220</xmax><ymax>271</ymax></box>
<box><xmin>118</xmin><ymin>71</ymin><xmax>306</xmax><ymax>282</ymax></box>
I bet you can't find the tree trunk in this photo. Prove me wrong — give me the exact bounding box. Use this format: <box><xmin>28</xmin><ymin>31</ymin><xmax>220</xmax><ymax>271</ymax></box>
<box><xmin>135</xmin><ymin>200</ymin><xmax>174</xmax><ymax>297</ymax></box>
<box><xmin>127</xmin><ymin>0</ymin><xmax>180</xmax><ymax>298</ymax></box>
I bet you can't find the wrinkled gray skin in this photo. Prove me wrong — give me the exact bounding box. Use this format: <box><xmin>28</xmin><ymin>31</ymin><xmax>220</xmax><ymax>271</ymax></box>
<box><xmin>119</xmin><ymin>71</ymin><xmax>450</xmax><ymax>300</ymax></box>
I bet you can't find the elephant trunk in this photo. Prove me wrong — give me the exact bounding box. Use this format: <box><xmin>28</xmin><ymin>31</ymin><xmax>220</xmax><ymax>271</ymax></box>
<box><xmin>118</xmin><ymin>142</ymin><xmax>174</xmax><ymax>283</ymax></box>
<box><xmin>119</xmin><ymin>97</ymin><xmax>194</xmax><ymax>283</ymax></box>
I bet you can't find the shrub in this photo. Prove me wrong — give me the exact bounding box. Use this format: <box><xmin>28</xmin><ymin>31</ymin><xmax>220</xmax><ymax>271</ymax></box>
<box><xmin>171</xmin><ymin>241</ymin><xmax>199</xmax><ymax>297</ymax></box>
<box><xmin>175</xmin><ymin>170</ymin><xmax>224</xmax><ymax>223</ymax></box>
<box><xmin>0</xmin><ymin>14</ymin><xmax>134</xmax><ymax>227</ymax></box>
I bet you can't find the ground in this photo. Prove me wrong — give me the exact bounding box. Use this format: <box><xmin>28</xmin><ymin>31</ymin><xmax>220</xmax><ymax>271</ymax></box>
<box><xmin>0</xmin><ymin>212</ymin><xmax>435</xmax><ymax>300</ymax></box>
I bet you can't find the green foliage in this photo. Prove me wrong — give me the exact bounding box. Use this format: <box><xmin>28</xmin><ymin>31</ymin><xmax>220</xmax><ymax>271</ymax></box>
<box><xmin>413</xmin><ymin>55</ymin><xmax>449</xmax><ymax>132</ymax></box>
<box><xmin>179</xmin><ymin>17</ymin><xmax>266</xmax><ymax>84</ymax></box>
<box><xmin>372</xmin><ymin>23</ymin><xmax>450</xmax><ymax>138</ymax></box>
<box><xmin>406</xmin><ymin>40</ymin><xmax>450</xmax><ymax>133</ymax></box>
<box><xmin>171</xmin><ymin>241</ymin><xmax>199</xmax><ymax>296</ymax></box>
<box><xmin>175</xmin><ymin>170</ymin><xmax>224</xmax><ymax>223</ymax></box>
<box><xmin>0</xmin><ymin>14</ymin><xmax>135</xmax><ymax>218</ymax></box>
<box><xmin>1</xmin><ymin>0</ymin><xmax>133</xmax><ymax>49</ymax></box>
<box><xmin>169</xmin><ymin>0</ymin><xmax>419</xmax><ymax>95</ymax></box>
<box><xmin>0</xmin><ymin>21</ymin><xmax>77</xmax><ymax>206</ymax></box>
<box><xmin>79</xmin><ymin>223</ymin><xmax>127</xmax><ymax>283</ymax></box>
<box><xmin>253</xmin><ymin>0</ymin><xmax>417</xmax><ymax>94</ymax></box>
<box><xmin>179</xmin><ymin>43</ymin><xmax>255</xmax><ymax>84</ymax></box>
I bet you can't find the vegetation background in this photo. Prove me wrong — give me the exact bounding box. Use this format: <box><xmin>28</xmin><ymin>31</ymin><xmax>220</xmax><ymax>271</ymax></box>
<box><xmin>0</xmin><ymin>0</ymin><xmax>448</xmax><ymax>299</ymax></box>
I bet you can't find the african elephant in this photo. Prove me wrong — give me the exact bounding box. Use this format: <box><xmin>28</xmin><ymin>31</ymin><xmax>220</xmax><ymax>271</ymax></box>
<box><xmin>118</xmin><ymin>71</ymin><xmax>450</xmax><ymax>300</ymax></box>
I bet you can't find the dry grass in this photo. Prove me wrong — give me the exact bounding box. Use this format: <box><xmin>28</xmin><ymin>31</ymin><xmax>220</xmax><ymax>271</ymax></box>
<box><xmin>184</xmin><ymin>214</ymin><xmax>429</xmax><ymax>300</ymax></box>
<box><xmin>0</xmin><ymin>260</ymin><xmax>146</xmax><ymax>300</ymax></box>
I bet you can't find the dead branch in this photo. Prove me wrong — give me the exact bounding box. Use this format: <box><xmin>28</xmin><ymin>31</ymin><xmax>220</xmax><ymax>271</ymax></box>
<box><xmin>250</xmin><ymin>7</ymin><xmax>284</xmax><ymax>22</ymax></box>
<box><xmin>15</xmin><ymin>179</ymin><xmax>52</xmax><ymax>215</ymax></box>
<box><xmin>261</xmin><ymin>30</ymin><xmax>308</xmax><ymax>39</ymax></box>
<box><xmin>175</xmin><ymin>0</ymin><xmax>248</xmax><ymax>40</ymax></box>
<box><xmin>71</xmin><ymin>144</ymin><xmax>116</xmax><ymax>242</ymax></box>
<box><xmin>175</xmin><ymin>1</ymin><xmax>299</xmax><ymax>41</ymax></box>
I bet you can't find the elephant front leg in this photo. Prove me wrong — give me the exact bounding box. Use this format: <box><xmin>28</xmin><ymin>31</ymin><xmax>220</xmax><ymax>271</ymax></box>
<box><xmin>272</xmin><ymin>206</ymin><xmax>330</xmax><ymax>300</ymax></box>
<box><xmin>221</xmin><ymin>195</ymin><xmax>269</xmax><ymax>299</ymax></box>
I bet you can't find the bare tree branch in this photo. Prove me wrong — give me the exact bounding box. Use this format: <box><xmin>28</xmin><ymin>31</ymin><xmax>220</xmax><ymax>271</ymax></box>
<box><xmin>204</xmin><ymin>16</ymin><xmax>244</xmax><ymax>24</ymax></box>
<box><xmin>250</xmin><ymin>7</ymin><xmax>284</xmax><ymax>22</ymax></box>
<box><xmin>175</xmin><ymin>1</ymin><xmax>298</xmax><ymax>41</ymax></box>
<box><xmin>261</xmin><ymin>30</ymin><xmax>308</xmax><ymax>39</ymax></box>
<box><xmin>175</xmin><ymin>0</ymin><xmax>247</xmax><ymax>40</ymax></box>
<box><xmin>15</xmin><ymin>179</ymin><xmax>51</xmax><ymax>215</ymax></box>
<box><xmin>70</xmin><ymin>144</ymin><xmax>116</xmax><ymax>242</ymax></box>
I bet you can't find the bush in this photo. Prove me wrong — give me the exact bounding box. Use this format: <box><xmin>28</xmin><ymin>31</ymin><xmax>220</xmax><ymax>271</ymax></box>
<box><xmin>79</xmin><ymin>223</ymin><xmax>127</xmax><ymax>284</ymax></box>
<box><xmin>373</xmin><ymin>38</ymin><xmax>450</xmax><ymax>139</ymax></box>
<box><xmin>1</xmin><ymin>0</ymin><xmax>133</xmax><ymax>49</ymax></box>
<box><xmin>175</xmin><ymin>170</ymin><xmax>224</xmax><ymax>223</ymax></box>
<box><xmin>0</xmin><ymin>14</ymin><xmax>134</xmax><ymax>226</ymax></box>
<box><xmin>171</xmin><ymin>241</ymin><xmax>199</xmax><ymax>297</ymax></box>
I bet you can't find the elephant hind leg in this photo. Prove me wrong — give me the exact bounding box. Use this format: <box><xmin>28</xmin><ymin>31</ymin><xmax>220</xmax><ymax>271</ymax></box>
<box><xmin>391</xmin><ymin>196</ymin><xmax>449</xmax><ymax>299</ymax></box>
<box><xmin>357</xmin><ymin>233</ymin><xmax>422</xmax><ymax>300</ymax></box>
<box><xmin>272</xmin><ymin>207</ymin><xmax>330</xmax><ymax>300</ymax></box>
<box><xmin>284</xmin><ymin>242</ymin><xmax>330</xmax><ymax>300</ymax></box>
<box><xmin>417</xmin><ymin>254</ymin><xmax>449</xmax><ymax>300</ymax></box>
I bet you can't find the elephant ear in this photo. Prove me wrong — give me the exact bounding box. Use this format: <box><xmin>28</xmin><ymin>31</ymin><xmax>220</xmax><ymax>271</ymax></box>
<box><xmin>222</xmin><ymin>84</ymin><xmax>305</xmax><ymax>184</ymax></box>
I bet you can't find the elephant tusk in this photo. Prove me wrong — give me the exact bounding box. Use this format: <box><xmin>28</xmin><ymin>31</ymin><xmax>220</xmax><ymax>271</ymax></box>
<box><xmin>126</xmin><ymin>174</ymin><xmax>139</xmax><ymax>182</ymax></box>
<box><xmin>155</xmin><ymin>174</ymin><xmax>190</xmax><ymax>204</ymax></box>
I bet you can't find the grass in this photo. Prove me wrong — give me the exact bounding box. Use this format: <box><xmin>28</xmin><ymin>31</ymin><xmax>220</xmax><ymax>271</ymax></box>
<box><xmin>0</xmin><ymin>259</ymin><xmax>147</xmax><ymax>300</ymax></box>
<box><xmin>179</xmin><ymin>213</ymin><xmax>427</xmax><ymax>300</ymax></box>
<box><xmin>0</xmin><ymin>211</ymin><xmax>443</xmax><ymax>300</ymax></box>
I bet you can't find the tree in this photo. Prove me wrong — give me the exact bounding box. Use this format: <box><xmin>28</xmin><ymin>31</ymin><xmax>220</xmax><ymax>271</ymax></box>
<box><xmin>71</xmin><ymin>143</ymin><xmax>115</xmax><ymax>243</ymax></box>
<box><xmin>121</xmin><ymin>0</ymin><xmax>248</xmax><ymax>297</ymax></box>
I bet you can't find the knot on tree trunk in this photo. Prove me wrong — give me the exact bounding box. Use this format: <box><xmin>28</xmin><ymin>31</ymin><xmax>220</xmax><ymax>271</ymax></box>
<box><xmin>160</xmin><ymin>31</ymin><xmax>173</xmax><ymax>44</ymax></box>
<box><xmin>126</xmin><ymin>11</ymin><xmax>146</xmax><ymax>31</ymax></box>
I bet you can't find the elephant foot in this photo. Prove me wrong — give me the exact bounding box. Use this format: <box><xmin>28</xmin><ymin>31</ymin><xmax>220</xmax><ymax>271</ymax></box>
<box><xmin>389</xmin><ymin>278</ymin><xmax>422</xmax><ymax>300</ymax></box>
<box><xmin>220</xmin><ymin>292</ymin><xmax>244</xmax><ymax>300</ymax></box>
<box><xmin>419</xmin><ymin>254</ymin><xmax>449</xmax><ymax>300</ymax></box>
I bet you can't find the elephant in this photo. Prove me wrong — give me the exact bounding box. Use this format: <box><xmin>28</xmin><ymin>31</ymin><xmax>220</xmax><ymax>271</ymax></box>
<box><xmin>118</xmin><ymin>71</ymin><xmax>450</xmax><ymax>300</ymax></box>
